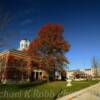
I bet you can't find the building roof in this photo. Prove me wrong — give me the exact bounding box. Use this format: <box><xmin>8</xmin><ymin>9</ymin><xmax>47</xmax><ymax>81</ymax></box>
<box><xmin>0</xmin><ymin>49</ymin><xmax>31</xmax><ymax>60</ymax></box>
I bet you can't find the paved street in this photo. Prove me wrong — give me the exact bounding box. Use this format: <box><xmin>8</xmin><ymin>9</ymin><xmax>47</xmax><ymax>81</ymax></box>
<box><xmin>73</xmin><ymin>83</ymin><xmax>100</xmax><ymax>100</ymax></box>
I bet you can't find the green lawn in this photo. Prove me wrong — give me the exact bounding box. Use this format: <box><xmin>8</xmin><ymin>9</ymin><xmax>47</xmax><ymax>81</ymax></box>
<box><xmin>0</xmin><ymin>80</ymin><xmax>99</xmax><ymax>100</ymax></box>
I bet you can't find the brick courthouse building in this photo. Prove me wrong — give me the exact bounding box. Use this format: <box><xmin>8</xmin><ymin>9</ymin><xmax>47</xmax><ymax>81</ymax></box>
<box><xmin>0</xmin><ymin>39</ymin><xmax>48</xmax><ymax>84</ymax></box>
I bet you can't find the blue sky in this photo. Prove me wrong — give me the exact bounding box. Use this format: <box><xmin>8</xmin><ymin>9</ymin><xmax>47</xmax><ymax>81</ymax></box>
<box><xmin>0</xmin><ymin>0</ymin><xmax>100</xmax><ymax>69</ymax></box>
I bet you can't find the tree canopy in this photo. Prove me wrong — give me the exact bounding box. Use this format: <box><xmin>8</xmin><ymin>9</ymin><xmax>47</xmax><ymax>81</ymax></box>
<box><xmin>27</xmin><ymin>23</ymin><xmax>70</xmax><ymax>80</ymax></box>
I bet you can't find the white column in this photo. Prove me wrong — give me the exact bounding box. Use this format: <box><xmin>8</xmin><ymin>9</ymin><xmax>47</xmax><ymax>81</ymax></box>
<box><xmin>34</xmin><ymin>71</ymin><xmax>36</xmax><ymax>79</ymax></box>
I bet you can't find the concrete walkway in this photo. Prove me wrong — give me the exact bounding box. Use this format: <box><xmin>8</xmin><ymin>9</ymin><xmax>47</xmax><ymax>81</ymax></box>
<box><xmin>57</xmin><ymin>82</ymin><xmax>100</xmax><ymax>100</ymax></box>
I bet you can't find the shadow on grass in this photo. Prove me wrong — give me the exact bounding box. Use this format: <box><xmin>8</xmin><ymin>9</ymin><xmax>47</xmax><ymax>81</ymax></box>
<box><xmin>0</xmin><ymin>80</ymin><xmax>47</xmax><ymax>91</ymax></box>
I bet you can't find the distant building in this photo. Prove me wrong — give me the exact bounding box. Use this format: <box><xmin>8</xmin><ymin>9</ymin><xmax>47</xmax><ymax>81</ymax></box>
<box><xmin>80</xmin><ymin>68</ymin><xmax>94</xmax><ymax>77</ymax></box>
<box><xmin>67</xmin><ymin>68</ymin><xmax>94</xmax><ymax>80</ymax></box>
<box><xmin>91</xmin><ymin>67</ymin><xmax>100</xmax><ymax>77</ymax></box>
<box><xmin>97</xmin><ymin>67</ymin><xmax>100</xmax><ymax>76</ymax></box>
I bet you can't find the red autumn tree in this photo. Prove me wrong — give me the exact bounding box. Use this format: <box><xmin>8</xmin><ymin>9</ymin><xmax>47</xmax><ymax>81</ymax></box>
<box><xmin>28</xmin><ymin>23</ymin><xmax>70</xmax><ymax>80</ymax></box>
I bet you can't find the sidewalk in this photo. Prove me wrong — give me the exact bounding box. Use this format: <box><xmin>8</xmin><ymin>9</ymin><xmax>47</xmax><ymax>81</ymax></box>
<box><xmin>57</xmin><ymin>82</ymin><xmax>100</xmax><ymax>100</ymax></box>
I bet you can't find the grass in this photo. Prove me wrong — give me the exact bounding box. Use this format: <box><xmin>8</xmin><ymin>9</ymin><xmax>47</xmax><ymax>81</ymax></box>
<box><xmin>0</xmin><ymin>80</ymin><xmax>99</xmax><ymax>100</ymax></box>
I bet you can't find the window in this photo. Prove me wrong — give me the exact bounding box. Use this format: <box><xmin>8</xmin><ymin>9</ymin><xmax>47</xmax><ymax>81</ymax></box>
<box><xmin>25</xmin><ymin>44</ymin><xmax>27</xmax><ymax>48</ymax></box>
<box><xmin>40</xmin><ymin>72</ymin><xmax>42</xmax><ymax>75</ymax></box>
